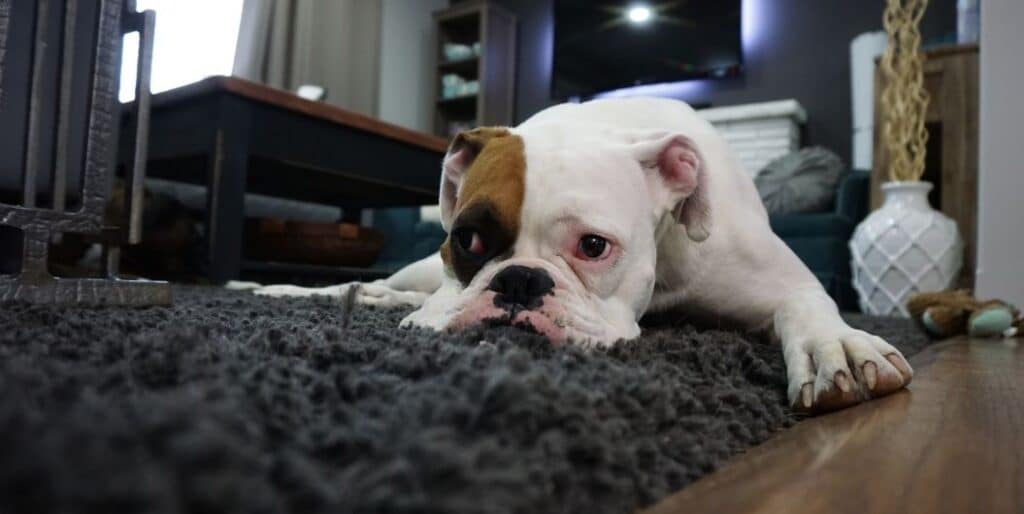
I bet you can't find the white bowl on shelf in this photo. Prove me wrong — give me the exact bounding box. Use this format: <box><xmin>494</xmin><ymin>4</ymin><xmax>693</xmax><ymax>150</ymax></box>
<box><xmin>443</xmin><ymin>43</ymin><xmax>474</xmax><ymax>62</ymax></box>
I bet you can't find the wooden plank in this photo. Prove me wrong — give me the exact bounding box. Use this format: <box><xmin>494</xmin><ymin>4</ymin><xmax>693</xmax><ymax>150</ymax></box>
<box><xmin>924</xmin><ymin>42</ymin><xmax>979</xmax><ymax>59</ymax></box>
<box><xmin>643</xmin><ymin>336</ymin><xmax>1024</xmax><ymax>514</ymax></box>
<box><xmin>142</xmin><ymin>76</ymin><xmax>450</xmax><ymax>154</ymax></box>
<box><xmin>939</xmin><ymin>51</ymin><xmax>979</xmax><ymax>289</ymax></box>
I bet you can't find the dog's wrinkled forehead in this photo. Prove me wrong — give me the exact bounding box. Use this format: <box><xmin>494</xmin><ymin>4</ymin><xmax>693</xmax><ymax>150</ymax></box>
<box><xmin>439</xmin><ymin>129</ymin><xmax>526</xmax><ymax>285</ymax></box>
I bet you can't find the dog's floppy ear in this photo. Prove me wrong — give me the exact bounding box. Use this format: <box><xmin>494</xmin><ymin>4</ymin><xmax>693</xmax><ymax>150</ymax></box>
<box><xmin>629</xmin><ymin>133</ymin><xmax>710</xmax><ymax>242</ymax></box>
<box><xmin>439</xmin><ymin>127</ymin><xmax>509</xmax><ymax>231</ymax></box>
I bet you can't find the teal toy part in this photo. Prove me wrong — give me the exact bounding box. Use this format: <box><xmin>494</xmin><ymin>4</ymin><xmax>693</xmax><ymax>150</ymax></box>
<box><xmin>968</xmin><ymin>307</ymin><xmax>1014</xmax><ymax>338</ymax></box>
<box><xmin>921</xmin><ymin>311</ymin><xmax>946</xmax><ymax>336</ymax></box>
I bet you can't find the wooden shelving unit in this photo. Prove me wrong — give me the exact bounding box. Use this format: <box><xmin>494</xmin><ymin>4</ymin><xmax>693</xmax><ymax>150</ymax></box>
<box><xmin>432</xmin><ymin>2</ymin><xmax>516</xmax><ymax>138</ymax></box>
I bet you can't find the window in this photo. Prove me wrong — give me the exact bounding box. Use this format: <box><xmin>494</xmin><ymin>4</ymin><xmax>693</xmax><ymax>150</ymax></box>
<box><xmin>119</xmin><ymin>0</ymin><xmax>244</xmax><ymax>102</ymax></box>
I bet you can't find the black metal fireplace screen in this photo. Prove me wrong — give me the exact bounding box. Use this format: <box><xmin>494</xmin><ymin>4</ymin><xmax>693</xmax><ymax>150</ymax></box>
<box><xmin>0</xmin><ymin>0</ymin><xmax>169</xmax><ymax>305</ymax></box>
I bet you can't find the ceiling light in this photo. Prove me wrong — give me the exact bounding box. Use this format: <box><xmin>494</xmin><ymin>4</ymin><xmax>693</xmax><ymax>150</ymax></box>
<box><xmin>627</xmin><ymin>5</ymin><xmax>653</xmax><ymax>24</ymax></box>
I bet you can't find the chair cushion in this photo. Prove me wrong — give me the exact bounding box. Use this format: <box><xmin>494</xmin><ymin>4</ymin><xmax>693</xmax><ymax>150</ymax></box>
<box><xmin>770</xmin><ymin>213</ymin><xmax>855</xmax><ymax>239</ymax></box>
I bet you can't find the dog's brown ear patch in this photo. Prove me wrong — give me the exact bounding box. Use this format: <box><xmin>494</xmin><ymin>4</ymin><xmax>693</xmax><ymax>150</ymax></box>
<box><xmin>438</xmin><ymin>128</ymin><xmax>526</xmax><ymax>284</ymax></box>
<box><xmin>450</xmin><ymin>127</ymin><xmax>513</xmax><ymax>161</ymax></box>
<box><xmin>454</xmin><ymin>132</ymin><xmax>526</xmax><ymax>232</ymax></box>
<box><xmin>441</xmin><ymin>127</ymin><xmax>516</xmax><ymax>230</ymax></box>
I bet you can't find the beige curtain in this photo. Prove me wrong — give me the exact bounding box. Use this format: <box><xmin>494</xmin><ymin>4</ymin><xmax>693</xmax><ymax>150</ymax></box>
<box><xmin>233</xmin><ymin>0</ymin><xmax>382</xmax><ymax>116</ymax></box>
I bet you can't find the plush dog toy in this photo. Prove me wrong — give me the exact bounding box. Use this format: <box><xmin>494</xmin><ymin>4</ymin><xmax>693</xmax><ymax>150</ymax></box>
<box><xmin>906</xmin><ymin>289</ymin><xmax>1024</xmax><ymax>339</ymax></box>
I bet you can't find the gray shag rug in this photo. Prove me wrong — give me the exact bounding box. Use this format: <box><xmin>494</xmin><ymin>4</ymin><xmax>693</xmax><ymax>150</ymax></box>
<box><xmin>0</xmin><ymin>286</ymin><xmax>929</xmax><ymax>514</ymax></box>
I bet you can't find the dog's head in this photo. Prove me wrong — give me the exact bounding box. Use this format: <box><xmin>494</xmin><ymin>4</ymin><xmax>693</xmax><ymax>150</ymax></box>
<box><xmin>401</xmin><ymin>124</ymin><xmax>710</xmax><ymax>344</ymax></box>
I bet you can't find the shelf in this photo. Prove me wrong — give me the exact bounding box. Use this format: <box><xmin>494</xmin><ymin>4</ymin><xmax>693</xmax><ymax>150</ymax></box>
<box><xmin>437</xmin><ymin>93</ymin><xmax>477</xmax><ymax>104</ymax></box>
<box><xmin>435</xmin><ymin>5</ymin><xmax>482</xmax><ymax>43</ymax></box>
<box><xmin>438</xmin><ymin>57</ymin><xmax>479</xmax><ymax>77</ymax></box>
<box><xmin>436</xmin><ymin>94</ymin><xmax>478</xmax><ymax>119</ymax></box>
<box><xmin>436</xmin><ymin>5</ymin><xmax>482</xmax><ymax>25</ymax></box>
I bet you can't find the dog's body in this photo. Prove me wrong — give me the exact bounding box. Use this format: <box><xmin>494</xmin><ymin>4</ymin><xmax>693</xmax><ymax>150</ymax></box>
<box><xmin>258</xmin><ymin>97</ymin><xmax>912</xmax><ymax>411</ymax></box>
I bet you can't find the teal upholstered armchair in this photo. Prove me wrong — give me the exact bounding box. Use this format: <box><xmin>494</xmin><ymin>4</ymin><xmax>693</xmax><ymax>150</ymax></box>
<box><xmin>371</xmin><ymin>207</ymin><xmax>447</xmax><ymax>272</ymax></box>
<box><xmin>768</xmin><ymin>170</ymin><xmax>870</xmax><ymax>311</ymax></box>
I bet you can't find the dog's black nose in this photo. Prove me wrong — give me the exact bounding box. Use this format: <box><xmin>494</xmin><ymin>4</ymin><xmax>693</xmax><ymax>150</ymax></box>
<box><xmin>488</xmin><ymin>265</ymin><xmax>555</xmax><ymax>311</ymax></box>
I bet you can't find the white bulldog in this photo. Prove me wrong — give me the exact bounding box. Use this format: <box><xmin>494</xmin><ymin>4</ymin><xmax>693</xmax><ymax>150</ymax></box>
<box><xmin>257</xmin><ymin>97</ymin><xmax>913</xmax><ymax>412</ymax></box>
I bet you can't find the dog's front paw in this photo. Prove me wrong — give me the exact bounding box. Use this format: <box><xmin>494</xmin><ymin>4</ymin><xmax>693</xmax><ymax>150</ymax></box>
<box><xmin>355</xmin><ymin>282</ymin><xmax>429</xmax><ymax>307</ymax></box>
<box><xmin>253</xmin><ymin>283</ymin><xmax>353</xmax><ymax>298</ymax></box>
<box><xmin>783</xmin><ymin>328</ymin><xmax>913</xmax><ymax>412</ymax></box>
<box><xmin>254</xmin><ymin>281</ymin><xmax>428</xmax><ymax>307</ymax></box>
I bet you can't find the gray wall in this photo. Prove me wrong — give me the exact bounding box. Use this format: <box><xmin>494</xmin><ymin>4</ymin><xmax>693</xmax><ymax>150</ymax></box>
<box><xmin>976</xmin><ymin>0</ymin><xmax>1024</xmax><ymax>306</ymax></box>
<box><xmin>490</xmin><ymin>0</ymin><xmax>957</xmax><ymax>166</ymax></box>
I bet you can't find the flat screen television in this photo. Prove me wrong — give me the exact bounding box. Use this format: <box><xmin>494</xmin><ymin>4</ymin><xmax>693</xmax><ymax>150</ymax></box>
<box><xmin>552</xmin><ymin>1</ymin><xmax>743</xmax><ymax>99</ymax></box>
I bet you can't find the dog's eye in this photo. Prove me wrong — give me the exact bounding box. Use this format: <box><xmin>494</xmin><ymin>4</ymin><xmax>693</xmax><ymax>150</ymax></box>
<box><xmin>577</xmin><ymin>234</ymin><xmax>610</xmax><ymax>260</ymax></box>
<box><xmin>454</xmin><ymin>228</ymin><xmax>485</xmax><ymax>255</ymax></box>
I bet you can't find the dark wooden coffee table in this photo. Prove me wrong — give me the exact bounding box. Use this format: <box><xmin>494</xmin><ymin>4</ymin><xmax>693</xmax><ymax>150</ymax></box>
<box><xmin>120</xmin><ymin>76</ymin><xmax>448</xmax><ymax>284</ymax></box>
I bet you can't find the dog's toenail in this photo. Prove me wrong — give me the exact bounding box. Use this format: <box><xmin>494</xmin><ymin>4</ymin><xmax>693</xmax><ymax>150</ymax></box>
<box><xmin>886</xmin><ymin>353</ymin><xmax>913</xmax><ymax>381</ymax></box>
<box><xmin>863</xmin><ymin>361</ymin><xmax>878</xmax><ymax>390</ymax></box>
<box><xmin>834</xmin><ymin>371</ymin><xmax>851</xmax><ymax>393</ymax></box>
<box><xmin>801</xmin><ymin>383</ymin><xmax>813</xmax><ymax>408</ymax></box>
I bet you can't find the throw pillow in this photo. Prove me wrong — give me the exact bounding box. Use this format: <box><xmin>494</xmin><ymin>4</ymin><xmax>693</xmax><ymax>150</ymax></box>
<box><xmin>754</xmin><ymin>147</ymin><xmax>844</xmax><ymax>215</ymax></box>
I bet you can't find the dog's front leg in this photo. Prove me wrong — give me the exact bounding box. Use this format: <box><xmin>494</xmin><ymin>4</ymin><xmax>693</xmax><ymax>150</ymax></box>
<box><xmin>774</xmin><ymin>287</ymin><xmax>914</xmax><ymax>411</ymax></box>
<box><xmin>253</xmin><ymin>252</ymin><xmax>443</xmax><ymax>308</ymax></box>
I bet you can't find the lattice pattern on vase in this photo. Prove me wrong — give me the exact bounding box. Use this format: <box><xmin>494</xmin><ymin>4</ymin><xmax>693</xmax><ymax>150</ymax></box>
<box><xmin>851</xmin><ymin>207</ymin><xmax>962</xmax><ymax>316</ymax></box>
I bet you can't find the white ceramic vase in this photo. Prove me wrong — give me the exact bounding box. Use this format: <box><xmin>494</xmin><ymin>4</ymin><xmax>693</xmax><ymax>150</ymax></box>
<box><xmin>850</xmin><ymin>181</ymin><xmax>963</xmax><ymax>316</ymax></box>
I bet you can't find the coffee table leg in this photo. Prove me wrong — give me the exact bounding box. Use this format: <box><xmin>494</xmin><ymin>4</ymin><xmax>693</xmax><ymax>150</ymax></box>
<box><xmin>205</xmin><ymin>109</ymin><xmax>250</xmax><ymax>284</ymax></box>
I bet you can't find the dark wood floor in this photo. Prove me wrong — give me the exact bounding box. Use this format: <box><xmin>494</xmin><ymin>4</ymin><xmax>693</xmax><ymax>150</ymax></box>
<box><xmin>644</xmin><ymin>336</ymin><xmax>1024</xmax><ymax>514</ymax></box>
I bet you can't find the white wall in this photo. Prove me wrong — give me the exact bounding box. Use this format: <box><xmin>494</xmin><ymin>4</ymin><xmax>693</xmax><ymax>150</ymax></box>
<box><xmin>377</xmin><ymin>0</ymin><xmax>448</xmax><ymax>132</ymax></box>
<box><xmin>976</xmin><ymin>0</ymin><xmax>1024</xmax><ymax>305</ymax></box>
